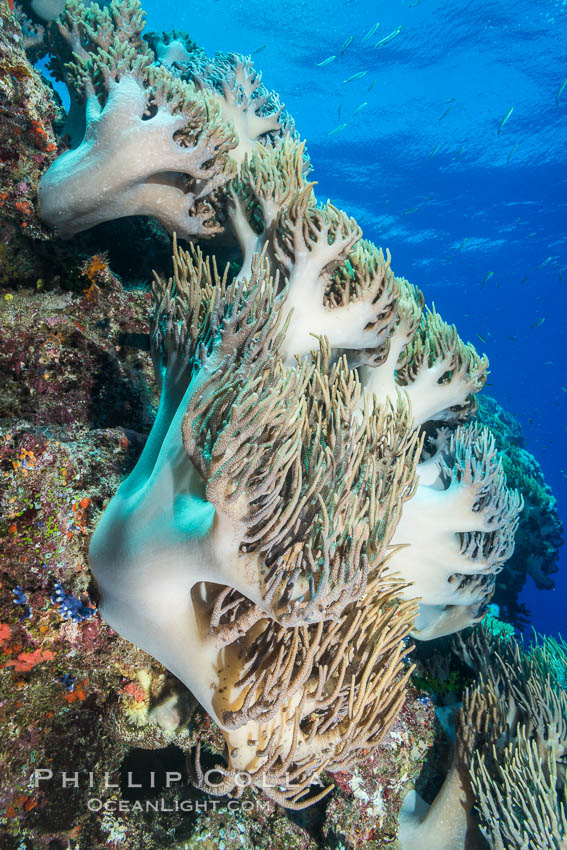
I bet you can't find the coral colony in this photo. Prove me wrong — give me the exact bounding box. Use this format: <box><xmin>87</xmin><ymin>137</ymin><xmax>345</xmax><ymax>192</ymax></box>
<box><xmin>1</xmin><ymin>0</ymin><xmax>565</xmax><ymax>846</ymax></box>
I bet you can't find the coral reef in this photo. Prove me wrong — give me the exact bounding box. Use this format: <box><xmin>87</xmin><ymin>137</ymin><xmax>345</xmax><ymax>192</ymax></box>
<box><xmin>0</xmin><ymin>0</ymin><xmax>563</xmax><ymax>847</ymax></box>
<box><xmin>0</xmin><ymin>0</ymin><xmax>59</xmax><ymax>239</ymax></box>
<box><xmin>0</xmin><ymin>0</ymin><xmax>62</xmax><ymax>285</ymax></box>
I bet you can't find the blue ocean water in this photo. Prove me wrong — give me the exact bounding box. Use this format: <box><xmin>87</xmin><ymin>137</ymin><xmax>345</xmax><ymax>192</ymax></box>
<box><xmin>47</xmin><ymin>0</ymin><xmax>566</xmax><ymax>635</ymax></box>
<box><xmin>142</xmin><ymin>0</ymin><xmax>567</xmax><ymax>634</ymax></box>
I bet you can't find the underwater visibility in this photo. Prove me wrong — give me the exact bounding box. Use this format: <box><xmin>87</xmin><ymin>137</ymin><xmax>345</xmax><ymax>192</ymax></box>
<box><xmin>0</xmin><ymin>0</ymin><xmax>565</xmax><ymax>847</ymax></box>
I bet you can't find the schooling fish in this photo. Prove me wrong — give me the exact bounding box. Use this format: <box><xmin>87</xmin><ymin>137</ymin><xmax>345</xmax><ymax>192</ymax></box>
<box><xmin>367</xmin><ymin>79</ymin><xmax>376</xmax><ymax>91</ymax></box>
<box><xmin>316</xmin><ymin>55</ymin><xmax>336</xmax><ymax>67</ymax></box>
<box><xmin>429</xmin><ymin>143</ymin><xmax>440</xmax><ymax>158</ymax></box>
<box><xmin>362</xmin><ymin>22</ymin><xmax>380</xmax><ymax>42</ymax></box>
<box><xmin>497</xmin><ymin>106</ymin><xmax>514</xmax><ymax>134</ymax></box>
<box><xmin>252</xmin><ymin>44</ymin><xmax>267</xmax><ymax>54</ymax></box>
<box><xmin>439</xmin><ymin>106</ymin><xmax>453</xmax><ymax>121</ymax></box>
<box><xmin>341</xmin><ymin>35</ymin><xmax>354</xmax><ymax>54</ymax></box>
<box><xmin>353</xmin><ymin>101</ymin><xmax>368</xmax><ymax>116</ymax></box>
<box><xmin>556</xmin><ymin>76</ymin><xmax>567</xmax><ymax>106</ymax></box>
<box><xmin>481</xmin><ymin>271</ymin><xmax>494</xmax><ymax>286</ymax></box>
<box><xmin>531</xmin><ymin>317</ymin><xmax>545</xmax><ymax>328</ymax></box>
<box><xmin>328</xmin><ymin>122</ymin><xmax>348</xmax><ymax>136</ymax></box>
<box><xmin>537</xmin><ymin>256</ymin><xmax>552</xmax><ymax>268</ymax></box>
<box><xmin>456</xmin><ymin>237</ymin><xmax>470</xmax><ymax>251</ymax></box>
<box><xmin>507</xmin><ymin>143</ymin><xmax>519</xmax><ymax>164</ymax></box>
<box><xmin>376</xmin><ymin>26</ymin><xmax>402</xmax><ymax>47</ymax></box>
<box><xmin>343</xmin><ymin>71</ymin><xmax>367</xmax><ymax>83</ymax></box>
<box><xmin>477</xmin><ymin>334</ymin><xmax>488</xmax><ymax>344</ymax></box>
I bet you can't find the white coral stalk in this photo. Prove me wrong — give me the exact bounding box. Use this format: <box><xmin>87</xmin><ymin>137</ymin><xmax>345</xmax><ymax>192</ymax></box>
<box><xmin>361</xmin><ymin>301</ymin><xmax>488</xmax><ymax>428</ymax></box>
<box><xmin>228</xmin><ymin>137</ymin><xmax>309</xmax><ymax>281</ymax></box>
<box><xmin>397</xmin><ymin>308</ymin><xmax>489</xmax><ymax>425</ymax></box>
<box><xmin>39</xmin><ymin>75</ymin><xmax>233</xmax><ymax>238</ymax></box>
<box><xmin>273</xmin><ymin>189</ymin><xmax>401</xmax><ymax>361</ymax></box>
<box><xmin>217</xmin><ymin>58</ymin><xmax>282</xmax><ymax>165</ymax></box>
<box><xmin>389</xmin><ymin>424</ymin><xmax>522</xmax><ymax>639</ymax></box>
<box><xmin>359</xmin><ymin>277</ymin><xmax>423</xmax><ymax>401</ymax></box>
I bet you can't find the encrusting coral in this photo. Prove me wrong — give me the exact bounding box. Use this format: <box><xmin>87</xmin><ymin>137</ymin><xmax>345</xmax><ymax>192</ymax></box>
<box><xmin>11</xmin><ymin>0</ymin><xmax>526</xmax><ymax>818</ymax></box>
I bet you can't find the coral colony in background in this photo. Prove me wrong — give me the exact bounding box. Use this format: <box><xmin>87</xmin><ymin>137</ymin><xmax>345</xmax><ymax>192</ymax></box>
<box><xmin>0</xmin><ymin>0</ymin><xmax>564</xmax><ymax>848</ymax></box>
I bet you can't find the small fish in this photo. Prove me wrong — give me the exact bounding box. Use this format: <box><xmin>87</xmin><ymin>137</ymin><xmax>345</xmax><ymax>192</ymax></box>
<box><xmin>557</xmin><ymin>76</ymin><xmax>567</xmax><ymax>106</ymax></box>
<box><xmin>531</xmin><ymin>317</ymin><xmax>545</xmax><ymax>328</ymax></box>
<box><xmin>362</xmin><ymin>22</ymin><xmax>380</xmax><ymax>42</ymax></box>
<box><xmin>341</xmin><ymin>35</ymin><xmax>354</xmax><ymax>54</ymax></box>
<box><xmin>506</xmin><ymin>336</ymin><xmax>518</xmax><ymax>341</ymax></box>
<box><xmin>439</xmin><ymin>106</ymin><xmax>453</xmax><ymax>121</ymax></box>
<box><xmin>537</xmin><ymin>256</ymin><xmax>552</xmax><ymax>268</ymax></box>
<box><xmin>481</xmin><ymin>271</ymin><xmax>494</xmax><ymax>286</ymax></box>
<box><xmin>252</xmin><ymin>44</ymin><xmax>267</xmax><ymax>55</ymax></box>
<box><xmin>507</xmin><ymin>143</ymin><xmax>519</xmax><ymax>164</ymax></box>
<box><xmin>316</xmin><ymin>55</ymin><xmax>336</xmax><ymax>67</ymax></box>
<box><xmin>497</xmin><ymin>106</ymin><xmax>514</xmax><ymax>134</ymax></box>
<box><xmin>544</xmin><ymin>361</ymin><xmax>553</xmax><ymax>365</ymax></box>
<box><xmin>375</xmin><ymin>26</ymin><xmax>402</xmax><ymax>47</ymax></box>
<box><xmin>429</xmin><ymin>143</ymin><xmax>440</xmax><ymax>158</ymax></box>
<box><xmin>454</xmin><ymin>144</ymin><xmax>465</xmax><ymax>160</ymax></box>
<box><xmin>456</xmin><ymin>237</ymin><xmax>470</xmax><ymax>251</ymax></box>
<box><xmin>367</xmin><ymin>79</ymin><xmax>376</xmax><ymax>92</ymax></box>
<box><xmin>520</xmin><ymin>276</ymin><xmax>529</xmax><ymax>283</ymax></box>
<box><xmin>527</xmin><ymin>232</ymin><xmax>536</xmax><ymax>238</ymax></box>
<box><xmin>343</xmin><ymin>70</ymin><xmax>367</xmax><ymax>83</ymax></box>
<box><xmin>477</xmin><ymin>334</ymin><xmax>488</xmax><ymax>344</ymax></box>
<box><xmin>403</xmin><ymin>206</ymin><xmax>418</xmax><ymax>215</ymax></box>
<box><xmin>328</xmin><ymin>122</ymin><xmax>348</xmax><ymax>136</ymax></box>
<box><xmin>443</xmin><ymin>98</ymin><xmax>456</xmax><ymax>104</ymax></box>
<box><xmin>352</xmin><ymin>101</ymin><xmax>368</xmax><ymax>116</ymax></box>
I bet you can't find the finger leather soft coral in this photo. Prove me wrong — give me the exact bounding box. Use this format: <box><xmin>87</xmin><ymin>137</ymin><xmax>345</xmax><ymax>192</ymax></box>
<box><xmin>400</xmin><ymin>626</ymin><xmax>567</xmax><ymax>849</ymax></box>
<box><xmin>33</xmin><ymin>0</ymin><xmax>523</xmax><ymax>808</ymax></box>
<box><xmin>90</xmin><ymin>240</ymin><xmax>423</xmax><ymax>806</ymax></box>
<box><xmin>37</xmin><ymin>0</ymin><xmax>295</xmax><ymax>239</ymax></box>
<box><xmin>38</xmin><ymin>0</ymin><xmax>237</xmax><ymax>237</ymax></box>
